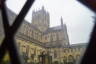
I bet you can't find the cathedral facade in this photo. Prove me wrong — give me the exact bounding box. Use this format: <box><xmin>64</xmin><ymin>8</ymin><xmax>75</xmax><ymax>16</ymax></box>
<box><xmin>0</xmin><ymin>7</ymin><xmax>87</xmax><ymax>64</ymax></box>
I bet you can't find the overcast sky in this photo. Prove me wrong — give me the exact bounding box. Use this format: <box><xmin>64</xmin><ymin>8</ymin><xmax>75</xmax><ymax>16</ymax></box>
<box><xmin>6</xmin><ymin>0</ymin><xmax>95</xmax><ymax>44</ymax></box>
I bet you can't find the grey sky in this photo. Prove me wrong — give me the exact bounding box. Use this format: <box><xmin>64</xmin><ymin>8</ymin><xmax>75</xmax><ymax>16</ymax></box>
<box><xmin>6</xmin><ymin>0</ymin><xmax>95</xmax><ymax>44</ymax></box>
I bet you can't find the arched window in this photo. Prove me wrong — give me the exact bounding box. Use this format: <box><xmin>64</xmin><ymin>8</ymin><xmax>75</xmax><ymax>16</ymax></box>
<box><xmin>68</xmin><ymin>55</ymin><xmax>75</xmax><ymax>64</ymax></box>
<box><xmin>76</xmin><ymin>54</ymin><xmax>80</xmax><ymax>60</ymax></box>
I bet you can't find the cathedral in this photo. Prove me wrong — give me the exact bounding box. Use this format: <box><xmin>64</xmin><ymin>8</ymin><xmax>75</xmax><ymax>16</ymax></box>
<box><xmin>0</xmin><ymin>7</ymin><xmax>87</xmax><ymax>64</ymax></box>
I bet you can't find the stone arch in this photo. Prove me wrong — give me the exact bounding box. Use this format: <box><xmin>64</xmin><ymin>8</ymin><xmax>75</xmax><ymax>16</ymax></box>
<box><xmin>63</xmin><ymin>56</ymin><xmax>67</xmax><ymax>64</ymax></box>
<box><xmin>75</xmin><ymin>54</ymin><xmax>81</xmax><ymax>63</ymax></box>
<box><xmin>76</xmin><ymin>54</ymin><xmax>80</xmax><ymax>60</ymax></box>
<box><xmin>67</xmin><ymin>55</ymin><xmax>75</xmax><ymax>64</ymax></box>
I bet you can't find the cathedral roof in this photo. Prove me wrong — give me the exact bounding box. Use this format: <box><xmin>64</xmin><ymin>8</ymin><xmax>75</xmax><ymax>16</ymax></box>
<box><xmin>69</xmin><ymin>43</ymin><xmax>88</xmax><ymax>48</ymax></box>
<box><xmin>43</xmin><ymin>24</ymin><xmax>67</xmax><ymax>34</ymax></box>
<box><xmin>43</xmin><ymin>26</ymin><xmax>62</xmax><ymax>34</ymax></box>
<box><xmin>50</xmin><ymin>26</ymin><xmax>62</xmax><ymax>30</ymax></box>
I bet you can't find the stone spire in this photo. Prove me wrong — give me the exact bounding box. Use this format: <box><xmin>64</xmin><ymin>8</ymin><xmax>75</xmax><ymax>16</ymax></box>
<box><xmin>42</xmin><ymin>6</ymin><xmax>45</xmax><ymax>11</ymax></box>
<box><xmin>61</xmin><ymin>16</ymin><xmax>64</xmax><ymax>28</ymax></box>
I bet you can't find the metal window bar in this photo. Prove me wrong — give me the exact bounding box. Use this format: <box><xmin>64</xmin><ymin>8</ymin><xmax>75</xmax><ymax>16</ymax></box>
<box><xmin>78</xmin><ymin>0</ymin><xmax>96</xmax><ymax>12</ymax></box>
<box><xmin>0</xmin><ymin>0</ymin><xmax>96</xmax><ymax>64</ymax></box>
<box><xmin>0</xmin><ymin>0</ymin><xmax>34</xmax><ymax>64</ymax></box>
<box><xmin>77</xmin><ymin>0</ymin><xmax>96</xmax><ymax>64</ymax></box>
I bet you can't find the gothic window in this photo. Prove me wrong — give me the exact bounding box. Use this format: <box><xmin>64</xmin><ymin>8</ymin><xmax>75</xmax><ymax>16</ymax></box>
<box><xmin>36</xmin><ymin>33</ymin><xmax>39</xmax><ymax>40</ymax></box>
<box><xmin>38</xmin><ymin>33</ymin><xmax>41</xmax><ymax>41</ymax></box>
<box><xmin>23</xmin><ymin>25</ymin><xmax>26</xmax><ymax>35</ymax></box>
<box><xmin>29</xmin><ymin>29</ymin><xmax>32</xmax><ymax>38</ymax></box>
<box><xmin>52</xmin><ymin>33</ymin><xmax>56</xmax><ymax>41</ymax></box>
<box><xmin>22</xmin><ymin>45</ymin><xmax>27</xmax><ymax>54</ymax></box>
<box><xmin>68</xmin><ymin>55</ymin><xmax>75</xmax><ymax>63</ymax></box>
<box><xmin>30</xmin><ymin>48</ymin><xmax>34</xmax><ymax>55</ymax></box>
<box><xmin>58</xmin><ymin>32</ymin><xmax>62</xmax><ymax>40</ymax></box>
<box><xmin>25</xmin><ymin>25</ymin><xmax>28</xmax><ymax>35</ymax></box>
<box><xmin>63</xmin><ymin>49</ymin><xmax>67</xmax><ymax>53</ymax></box>
<box><xmin>51</xmin><ymin>34</ymin><xmax>53</xmax><ymax>41</ymax></box>
<box><xmin>31</xmin><ymin>54</ymin><xmax>34</xmax><ymax>60</ymax></box>
<box><xmin>63</xmin><ymin>56</ymin><xmax>67</xmax><ymax>63</ymax></box>
<box><xmin>31</xmin><ymin>30</ymin><xmax>33</xmax><ymax>37</ymax></box>
<box><xmin>35</xmin><ymin>32</ymin><xmax>38</xmax><ymax>40</ymax></box>
<box><xmin>26</xmin><ymin>25</ymin><xmax>29</xmax><ymax>36</ymax></box>
<box><xmin>33</xmin><ymin>31</ymin><xmax>36</xmax><ymax>39</ymax></box>
<box><xmin>54</xmin><ymin>50</ymin><xmax>57</xmax><ymax>58</ymax></box>
<box><xmin>29</xmin><ymin>28</ymin><xmax>32</xmax><ymax>38</ymax></box>
<box><xmin>45</xmin><ymin>35</ymin><xmax>47</xmax><ymax>40</ymax></box>
<box><xmin>76</xmin><ymin>55</ymin><xmax>80</xmax><ymax>60</ymax></box>
<box><xmin>70</xmin><ymin>48</ymin><xmax>73</xmax><ymax>52</ymax></box>
<box><xmin>27</xmin><ymin>27</ymin><xmax>30</xmax><ymax>37</ymax></box>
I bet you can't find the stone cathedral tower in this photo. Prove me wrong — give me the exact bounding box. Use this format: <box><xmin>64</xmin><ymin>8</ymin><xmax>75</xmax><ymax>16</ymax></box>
<box><xmin>32</xmin><ymin>6</ymin><xmax>50</xmax><ymax>32</ymax></box>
